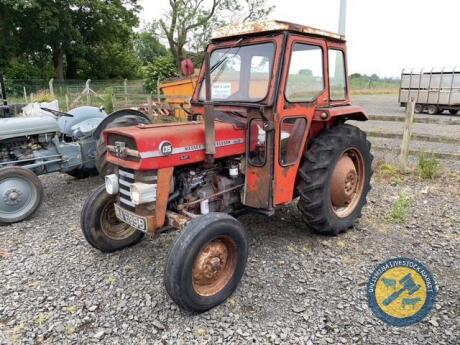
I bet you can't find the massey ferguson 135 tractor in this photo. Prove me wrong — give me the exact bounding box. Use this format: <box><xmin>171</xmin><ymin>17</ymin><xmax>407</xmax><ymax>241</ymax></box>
<box><xmin>81</xmin><ymin>21</ymin><xmax>373</xmax><ymax>312</ymax></box>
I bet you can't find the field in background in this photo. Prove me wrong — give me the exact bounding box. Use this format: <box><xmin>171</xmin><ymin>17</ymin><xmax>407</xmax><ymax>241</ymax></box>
<box><xmin>5</xmin><ymin>76</ymin><xmax>400</xmax><ymax>113</ymax></box>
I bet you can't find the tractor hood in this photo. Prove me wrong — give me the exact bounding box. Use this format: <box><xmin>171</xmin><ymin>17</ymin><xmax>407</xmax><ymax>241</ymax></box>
<box><xmin>0</xmin><ymin>116</ymin><xmax>59</xmax><ymax>140</ymax></box>
<box><xmin>104</xmin><ymin>121</ymin><xmax>246</xmax><ymax>170</ymax></box>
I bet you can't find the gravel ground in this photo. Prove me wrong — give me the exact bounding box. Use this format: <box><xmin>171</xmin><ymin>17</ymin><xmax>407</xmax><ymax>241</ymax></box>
<box><xmin>1</xmin><ymin>159</ymin><xmax>459</xmax><ymax>345</ymax></box>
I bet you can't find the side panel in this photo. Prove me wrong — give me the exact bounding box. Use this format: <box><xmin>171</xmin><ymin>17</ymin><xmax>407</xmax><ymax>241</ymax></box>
<box><xmin>273</xmin><ymin>35</ymin><xmax>331</xmax><ymax>205</ymax></box>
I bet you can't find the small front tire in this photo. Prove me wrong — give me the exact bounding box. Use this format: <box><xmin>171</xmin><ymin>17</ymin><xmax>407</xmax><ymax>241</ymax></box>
<box><xmin>164</xmin><ymin>213</ymin><xmax>248</xmax><ymax>312</ymax></box>
<box><xmin>0</xmin><ymin>167</ymin><xmax>44</xmax><ymax>224</ymax></box>
<box><xmin>80</xmin><ymin>184</ymin><xmax>144</xmax><ymax>252</ymax></box>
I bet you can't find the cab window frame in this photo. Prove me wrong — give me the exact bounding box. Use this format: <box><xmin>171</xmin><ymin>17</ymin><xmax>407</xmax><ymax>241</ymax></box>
<box><xmin>328</xmin><ymin>48</ymin><xmax>348</xmax><ymax>101</ymax></box>
<box><xmin>284</xmin><ymin>42</ymin><xmax>326</xmax><ymax>104</ymax></box>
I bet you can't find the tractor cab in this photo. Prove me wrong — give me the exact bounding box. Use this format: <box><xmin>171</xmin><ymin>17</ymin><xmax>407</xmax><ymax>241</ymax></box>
<box><xmin>190</xmin><ymin>20</ymin><xmax>367</xmax><ymax>210</ymax></box>
<box><xmin>82</xmin><ymin>21</ymin><xmax>372</xmax><ymax>313</ymax></box>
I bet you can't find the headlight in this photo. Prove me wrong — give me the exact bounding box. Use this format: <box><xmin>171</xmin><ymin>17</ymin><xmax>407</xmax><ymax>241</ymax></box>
<box><xmin>105</xmin><ymin>174</ymin><xmax>119</xmax><ymax>195</ymax></box>
<box><xmin>130</xmin><ymin>183</ymin><xmax>157</xmax><ymax>205</ymax></box>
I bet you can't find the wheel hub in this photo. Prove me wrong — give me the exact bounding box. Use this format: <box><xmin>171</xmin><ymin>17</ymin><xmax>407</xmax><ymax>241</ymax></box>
<box><xmin>331</xmin><ymin>155</ymin><xmax>358</xmax><ymax>206</ymax></box>
<box><xmin>193</xmin><ymin>241</ymin><xmax>228</xmax><ymax>285</ymax></box>
<box><xmin>4</xmin><ymin>189</ymin><xmax>22</xmax><ymax>205</ymax></box>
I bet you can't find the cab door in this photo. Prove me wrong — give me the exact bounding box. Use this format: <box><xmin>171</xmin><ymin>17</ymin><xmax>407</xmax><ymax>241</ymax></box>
<box><xmin>273</xmin><ymin>34</ymin><xmax>329</xmax><ymax>205</ymax></box>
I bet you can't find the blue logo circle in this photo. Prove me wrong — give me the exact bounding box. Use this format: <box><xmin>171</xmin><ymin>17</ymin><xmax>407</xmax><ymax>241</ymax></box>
<box><xmin>367</xmin><ymin>257</ymin><xmax>436</xmax><ymax>327</ymax></box>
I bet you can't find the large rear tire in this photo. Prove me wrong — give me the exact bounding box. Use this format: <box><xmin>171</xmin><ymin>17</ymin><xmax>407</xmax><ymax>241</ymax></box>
<box><xmin>164</xmin><ymin>213</ymin><xmax>248</xmax><ymax>312</ymax></box>
<box><xmin>0</xmin><ymin>167</ymin><xmax>43</xmax><ymax>224</ymax></box>
<box><xmin>296</xmin><ymin>124</ymin><xmax>373</xmax><ymax>236</ymax></box>
<box><xmin>95</xmin><ymin>111</ymin><xmax>151</xmax><ymax>176</ymax></box>
<box><xmin>80</xmin><ymin>185</ymin><xmax>144</xmax><ymax>252</ymax></box>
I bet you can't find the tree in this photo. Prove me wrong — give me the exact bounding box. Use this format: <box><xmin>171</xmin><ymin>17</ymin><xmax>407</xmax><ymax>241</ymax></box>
<box><xmin>144</xmin><ymin>56</ymin><xmax>179</xmax><ymax>92</ymax></box>
<box><xmin>0</xmin><ymin>0</ymin><xmax>142</xmax><ymax>80</ymax></box>
<box><xmin>134</xmin><ymin>24</ymin><xmax>169</xmax><ymax>66</ymax></box>
<box><xmin>158</xmin><ymin>0</ymin><xmax>275</xmax><ymax>70</ymax></box>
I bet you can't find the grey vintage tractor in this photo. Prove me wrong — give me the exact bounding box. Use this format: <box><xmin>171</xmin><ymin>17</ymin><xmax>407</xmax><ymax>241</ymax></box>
<box><xmin>0</xmin><ymin>74</ymin><xmax>153</xmax><ymax>225</ymax></box>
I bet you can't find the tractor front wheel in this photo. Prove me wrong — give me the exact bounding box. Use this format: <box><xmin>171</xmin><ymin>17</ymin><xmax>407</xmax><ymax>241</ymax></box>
<box><xmin>80</xmin><ymin>185</ymin><xmax>144</xmax><ymax>252</ymax></box>
<box><xmin>164</xmin><ymin>213</ymin><xmax>248</xmax><ymax>312</ymax></box>
<box><xmin>0</xmin><ymin>167</ymin><xmax>43</xmax><ymax>224</ymax></box>
<box><xmin>296</xmin><ymin>124</ymin><xmax>373</xmax><ymax>235</ymax></box>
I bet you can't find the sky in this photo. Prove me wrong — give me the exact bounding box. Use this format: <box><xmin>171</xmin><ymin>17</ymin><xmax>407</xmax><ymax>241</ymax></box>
<box><xmin>139</xmin><ymin>0</ymin><xmax>460</xmax><ymax>78</ymax></box>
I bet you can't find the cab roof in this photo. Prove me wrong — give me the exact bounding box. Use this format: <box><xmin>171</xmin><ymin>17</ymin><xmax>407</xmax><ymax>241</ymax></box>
<box><xmin>212</xmin><ymin>20</ymin><xmax>345</xmax><ymax>42</ymax></box>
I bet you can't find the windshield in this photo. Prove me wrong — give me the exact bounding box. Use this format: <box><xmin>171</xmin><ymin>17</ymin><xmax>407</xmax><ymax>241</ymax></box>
<box><xmin>199</xmin><ymin>42</ymin><xmax>275</xmax><ymax>102</ymax></box>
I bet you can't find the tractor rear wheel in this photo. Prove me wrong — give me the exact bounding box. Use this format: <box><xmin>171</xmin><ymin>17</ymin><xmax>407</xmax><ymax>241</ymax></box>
<box><xmin>164</xmin><ymin>213</ymin><xmax>248</xmax><ymax>312</ymax></box>
<box><xmin>80</xmin><ymin>184</ymin><xmax>144</xmax><ymax>252</ymax></box>
<box><xmin>95</xmin><ymin>111</ymin><xmax>151</xmax><ymax>176</ymax></box>
<box><xmin>0</xmin><ymin>167</ymin><xmax>43</xmax><ymax>224</ymax></box>
<box><xmin>296</xmin><ymin>124</ymin><xmax>373</xmax><ymax>235</ymax></box>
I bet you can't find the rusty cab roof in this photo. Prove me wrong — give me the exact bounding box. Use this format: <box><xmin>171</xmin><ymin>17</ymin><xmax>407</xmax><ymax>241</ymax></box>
<box><xmin>211</xmin><ymin>20</ymin><xmax>345</xmax><ymax>42</ymax></box>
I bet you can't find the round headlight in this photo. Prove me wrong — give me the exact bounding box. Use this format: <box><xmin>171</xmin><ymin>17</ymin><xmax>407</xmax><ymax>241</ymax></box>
<box><xmin>105</xmin><ymin>174</ymin><xmax>119</xmax><ymax>195</ymax></box>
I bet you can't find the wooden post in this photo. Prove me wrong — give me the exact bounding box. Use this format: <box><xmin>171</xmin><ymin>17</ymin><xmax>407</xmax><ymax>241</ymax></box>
<box><xmin>111</xmin><ymin>94</ymin><xmax>116</xmax><ymax>111</ymax></box>
<box><xmin>124</xmin><ymin>79</ymin><xmax>128</xmax><ymax>107</ymax></box>
<box><xmin>49</xmin><ymin>78</ymin><xmax>54</xmax><ymax>98</ymax></box>
<box><xmin>156</xmin><ymin>79</ymin><xmax>161</xmax><ymax>103</ymax></box>
<box><xmin>23</xmin><ymin>87</ymin><xmax>27</xmax><ymax>103</ymax></box>
<box><xmin>65</xmin><ymin>93</ymin><xmax>70</xmax><ymax>111</ymax></box>
<box><xmin>147</xmin><ymin>94</ymin><xmax>153</xmax><ymax>118</ymax></box>
<box><xmin>85</xmin><ymin>79</ymin><xmax>91</xmax><ymax>105</ymax></box>
<box><xmin>399</xmin><ymin>98</ymin><xmax>416</xmax><ymax>170</ymax></box>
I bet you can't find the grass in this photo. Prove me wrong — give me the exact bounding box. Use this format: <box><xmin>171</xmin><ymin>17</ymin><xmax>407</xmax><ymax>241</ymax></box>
<box><xmin>35</xmin><ymin>313</ymin><xmax>49</xmax><ymax>327</ymax></box>
<box><xmin>390</xmin><ymin>190</ymin><xmax>411</xmax><ymax>224</ymax></box>
<box><xmin>417</xmin><ymin>154</ymin><xmax>440</xmax><ymax>179</ymax></box>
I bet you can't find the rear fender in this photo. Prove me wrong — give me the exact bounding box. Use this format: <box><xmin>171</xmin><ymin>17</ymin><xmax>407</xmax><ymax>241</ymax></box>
<box><xmin>93</xmin><ymin>109</ymin><xmax>151</xmax><ymax>140</ymax></box>
<box><xmin>313</xmin><ymin>105</ymin><xmax>368</xmax><ymax>123</ymax></box>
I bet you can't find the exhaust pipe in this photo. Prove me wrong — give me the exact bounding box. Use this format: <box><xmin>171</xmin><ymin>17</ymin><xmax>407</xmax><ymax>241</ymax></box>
<box><xmin>203</xmin><ymin>52</ymin><xmax>215</xmax><ymax>165</ymax></box>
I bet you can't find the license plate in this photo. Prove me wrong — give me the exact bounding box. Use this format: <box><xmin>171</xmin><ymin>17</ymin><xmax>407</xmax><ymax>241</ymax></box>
<box><xmin>114</xmin><ymin>204</ymin><xmax>149</xmax><ymax>233</ymax></box>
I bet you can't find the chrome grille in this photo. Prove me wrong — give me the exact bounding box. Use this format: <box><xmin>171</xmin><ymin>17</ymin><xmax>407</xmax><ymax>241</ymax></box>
<box><xmin>118</xmin><ymin>167</ymin><xmax>135</xmax><ymax>211</ymax></box>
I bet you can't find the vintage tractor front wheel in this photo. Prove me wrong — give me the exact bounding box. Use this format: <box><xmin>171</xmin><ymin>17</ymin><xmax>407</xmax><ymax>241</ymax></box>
<box><xmin>80</xmin><ymin>185</ymin><xmax>144</xmax><ymax>252</ymax></box>
<box><xmin>164</xmin><ymin>213</ymin><xmax>248</xmax><ymax>312</ymax></box>
<box><xmin>0</xmin><ymin>167</ymin><xmax>43</xmax><ymax>224</ymax></box>
<box><xmin>296</xmin><ymin>124</ymin><xmax>373</xmax><ymax>235</ymax></box>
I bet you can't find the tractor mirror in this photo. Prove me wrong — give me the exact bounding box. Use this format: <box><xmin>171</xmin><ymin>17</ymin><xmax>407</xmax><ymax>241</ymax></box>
<box><xmin>181</xmin><ymin>59</ymin><xmax>195</xmax><ymax>77</ymax></box>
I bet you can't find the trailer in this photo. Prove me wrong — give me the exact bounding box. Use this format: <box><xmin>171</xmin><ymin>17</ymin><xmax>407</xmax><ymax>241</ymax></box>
<box><xmin>399</xmin><ymin>67</ymin><xmax>460</xmax><ymax>115</ymax></box>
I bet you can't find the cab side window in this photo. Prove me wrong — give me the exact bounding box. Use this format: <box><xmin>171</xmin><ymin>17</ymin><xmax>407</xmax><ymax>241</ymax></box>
<box><xmin>285</xmin><ymin>44</ymin><xmax>324</xmax><ymax>103</ymax></box>
<box><xmin>328</xmin><ymin>49</ymin><xmax>347</xmax><ymax>100</ymax></box>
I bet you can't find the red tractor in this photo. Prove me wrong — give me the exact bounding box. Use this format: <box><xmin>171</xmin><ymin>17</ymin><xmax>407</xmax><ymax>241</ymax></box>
<box><xmin>81</xmin><ymin>21</ymin><xmax>373</xmax><ymax>312</ymax></box>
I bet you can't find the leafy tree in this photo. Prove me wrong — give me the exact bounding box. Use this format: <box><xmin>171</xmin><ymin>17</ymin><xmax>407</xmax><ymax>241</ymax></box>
<box><xmin>0</xmin><ymin>0</ymin><xmax>141</xmax><ymax>80</ymax></box>
<box><xmin>158</xmin><ymin>0</ymin><xmax>275</xmax><ymax>70</ymax></box>
<box><xmin>144</xmin><ymin>56</ymin><xmax>179</xmax><ymax>92</ymax></box>
<box><xmin>134</xmin><ymin>24</ymin><xmax>169</xmax><ymax>66</ymax></box>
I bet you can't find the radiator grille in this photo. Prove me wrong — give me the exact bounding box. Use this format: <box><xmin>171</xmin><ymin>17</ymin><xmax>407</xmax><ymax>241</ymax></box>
<box><xmin>118</xmin><ymin>167</ymin><xmax>136</xmax><ymax>211</ymax></box>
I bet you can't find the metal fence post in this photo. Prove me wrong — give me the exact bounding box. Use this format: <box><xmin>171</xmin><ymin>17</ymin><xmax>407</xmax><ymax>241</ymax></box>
<box><xmin>49</xmin><ymin>78</ymin><xmax>54</xmax><ymax>98</ymax></box>
<box><xmin>399</xmin><ymin>98</ymin><xmax>416</xmax><ymax>170</ymax></box>
<box><xmin>147</xmin><ymin>94</ymin><xmax>153</xmax><ymax>118</ymax></box>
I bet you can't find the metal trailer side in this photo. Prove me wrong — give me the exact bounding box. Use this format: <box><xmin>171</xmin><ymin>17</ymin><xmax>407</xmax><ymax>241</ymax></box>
<box><xmin>399</xmin><ymin>67</ymin><xmax>460</xmax><ymax>112</ymax></box>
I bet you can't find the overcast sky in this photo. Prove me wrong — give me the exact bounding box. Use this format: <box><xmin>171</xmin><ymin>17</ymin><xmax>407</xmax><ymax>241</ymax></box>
<box><xmin>139</xmin><ymin>0</ymin><xmax>460</xmax><ymax>77</ymax></box>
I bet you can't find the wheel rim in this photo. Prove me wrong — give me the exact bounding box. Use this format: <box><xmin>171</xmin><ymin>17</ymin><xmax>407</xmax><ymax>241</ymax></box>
<box><xmin>0</xmin><ymin>176</ymin><xmax>37</xmax><ymax>221</ymax></box>
<box><xmin>100</xmin><ymin>203</ymin><xmax>136</xmax><ymax>240</ymax></box>
<box><xmin>192</xmin><ymin>236</ymin><xmax>238</xmax><ymax>297</ymax></box>
<box><xmin>330</xmin><ymin>148</ymin><xmax>365</xmax><ymax>218</ymax></box>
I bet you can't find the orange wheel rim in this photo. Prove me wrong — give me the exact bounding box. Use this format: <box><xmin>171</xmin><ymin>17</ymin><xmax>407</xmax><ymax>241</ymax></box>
<box><xmin>192</xmin><ymin>236</ymin><xmax>238</xmax><ymax>296</ymax></box>
<box><xmin>330</xmin><ymin>148</ymin><xmax>365</xmax><ymax>218</ymax></box>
